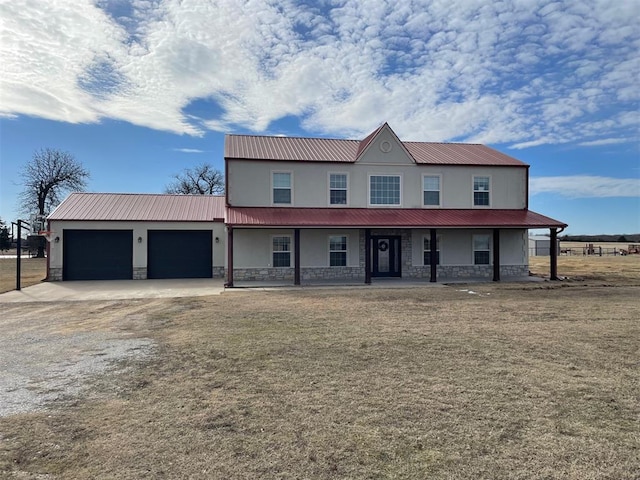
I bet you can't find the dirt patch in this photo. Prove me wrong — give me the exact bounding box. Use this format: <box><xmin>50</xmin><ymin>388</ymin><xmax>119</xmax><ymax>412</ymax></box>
<box><xmin>0</xmin><ymin>299</ymin><xmax>179</xmax><ymax>417</ymax></box>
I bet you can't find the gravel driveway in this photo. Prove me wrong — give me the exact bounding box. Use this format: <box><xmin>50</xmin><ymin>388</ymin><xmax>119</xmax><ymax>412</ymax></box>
<box><xmin>0</xmin><ymin>299</ymin><xmax>161</xmax><ymax>417</ymax></box>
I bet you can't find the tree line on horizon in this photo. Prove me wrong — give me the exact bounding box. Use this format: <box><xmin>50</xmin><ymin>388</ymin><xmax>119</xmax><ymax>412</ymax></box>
<box><xmin>560</xmin><ymin>234</ymin><xmax>640</xmax><ymax>243</ymax></box>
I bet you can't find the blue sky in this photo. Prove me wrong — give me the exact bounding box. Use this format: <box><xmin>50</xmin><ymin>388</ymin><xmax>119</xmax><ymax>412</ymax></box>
<box><xmin>1</xmin><ymin>0</ymin><xmax>638</xmax><ymax>235</ymax></box>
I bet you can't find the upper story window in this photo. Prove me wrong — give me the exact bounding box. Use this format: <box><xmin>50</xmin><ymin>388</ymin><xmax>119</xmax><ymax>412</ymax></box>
<box><xmin>369</xmin><ymin>175</ymin><xmax>401</xmax><ymax>206</ymax></box>
<box><xmin>423</xmin><ymin>175</ymin><xmax>441</xmax><ymax>206</ymax></box>
<box><xmin>473</xmin><ymin>176</ymin><xmax>490</xmax><ymax>206</ymax></box>
<box><xmin>473</xmin><ymin>234</ymin><xmax>491</xmax><ymax>265</ymax></box>
<box><xmin>329</xmin><ymin>235</ymin><xmax>347</xmax><ymax>266</ymax></box>
<box><xmin>273</xmin><ymin>172</ymin><xmax>292</xmax><ymax>204</ymax></box>
<box><xmin>329</xmin><ymin>173</ymin><xmax>348</xmax><ymax>205</ymax></box>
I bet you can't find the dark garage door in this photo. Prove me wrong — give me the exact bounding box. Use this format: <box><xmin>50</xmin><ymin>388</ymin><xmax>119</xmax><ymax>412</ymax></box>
<box><xmin>147</xmin><ymin>230</ymin><xmax>212</xmax><ymax>279</ymax></box>
<box><xmin>63</xmin><ymin>230</ymin><xmax>133</xmax><ymax>280</ymax></box>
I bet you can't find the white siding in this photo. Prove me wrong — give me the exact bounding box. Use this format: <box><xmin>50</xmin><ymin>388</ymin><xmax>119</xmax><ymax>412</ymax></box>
<box><xmin>411</xmin><ymin>228</ymin><xmax>527</xmax><ymax>266</ymax></box>
<box><xmin>233</xmin><ymin>228</ymin><xmax>360</xmax><ymax>268</ymax></box>
<box><xmin>227</xmin><ymin>161</ymin><xmax>527</xmax><ymax>209</ymax></box>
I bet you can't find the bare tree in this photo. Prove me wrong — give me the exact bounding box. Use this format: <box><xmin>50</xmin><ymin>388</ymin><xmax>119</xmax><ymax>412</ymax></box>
<box><xmin>20</xmin><ymin>148</ymin><xmax>89</xmax><ymax>256</ymax></box>
<box><xmin>165</xmin><ymin>163</ymin><xmax>225</xmax><ymax>195</ymax></box>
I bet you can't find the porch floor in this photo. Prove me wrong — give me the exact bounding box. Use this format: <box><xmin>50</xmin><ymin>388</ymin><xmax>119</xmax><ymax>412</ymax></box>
<box><xmin>228</xmin><ymin>275</ymin><xmax>543</xmax><ymax>290</ymax></box>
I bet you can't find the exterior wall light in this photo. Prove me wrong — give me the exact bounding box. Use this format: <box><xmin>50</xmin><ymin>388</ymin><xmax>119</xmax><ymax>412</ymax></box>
<box><xmin>54</xmin><ymin>236</ymin><xmax>60</xmax><ymax>243</ymax></box>
<box><xmin>138</xmin><ymin>236</ymin><xmax>143</xmax><ymax>243</ymax></box>
<box><xmin>215</xmin><ymin>237</ymin><xmax>220</xmax><ymax>243</ymax></box>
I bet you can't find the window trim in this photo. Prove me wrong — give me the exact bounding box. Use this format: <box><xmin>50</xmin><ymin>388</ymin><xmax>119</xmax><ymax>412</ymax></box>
<box><xmin>328</xmin><ymin>234</ymin><xmax>348</xmax><ymax>267</ymax></box>
<box><xmin>272</xmin><ymin>171</ymin><xmax>293</xmax><ymax>206</ymax></box>
<box><xmin>328</xmin><ymin>172</ymin><xmax>349</xmax><ymax>207</ymax></box>
<box><xmin>271</xmin><ymin>234</ymin><xmax>292</xmax><ymax>268</ymax></box>
<box><xmin>423</xmin><ymin>235</ymin><xmax>441</xmax><ymax>265</ymax></box>
<box><xmin>472</xmin><ymin>233</ymin><xmax>491</xmax><ymax>265</ymax></box>
<box><xmin>472</xmin><ymin>175</ymin><xmax>491</xmax><ymax>208</ymax></box>
<box><xmin>422</xmin><ymin>174</ymin><xmax>442</xmax><ymax>208</ymax></box>
<box><xmin>367</xmin><ymin>173</ymin><xmax>402</xmax><ymax>207</ymax></box>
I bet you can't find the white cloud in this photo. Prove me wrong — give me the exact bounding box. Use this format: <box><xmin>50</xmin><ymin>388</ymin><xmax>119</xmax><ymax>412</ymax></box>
<box><xmin>173</xmin><ymin>148</ymin><xmax>204</xmax><ymax>153</ymax></box>
<box><xmin>1</xmin><ymin>0</ymin><xmax>638</xmax><ymax>147</ymax></box>
<box><xmin>578</xmin><ymin>138</ymin><xmax>629</xmax><ymax>147</ymax></box>
<box><xmin>530</xmin><ymin>176</ymin><xmax>640</xmax><ymax>198</ymax></box>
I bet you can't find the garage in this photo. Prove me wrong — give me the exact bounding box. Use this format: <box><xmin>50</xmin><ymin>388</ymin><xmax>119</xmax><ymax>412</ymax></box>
<box><xmin>147</xmin><ymin>230</ymin><xmax>213</xmax><ymax>279</ymax></box>
<box><xmin>63</xmin><ymin>230</ymin><xmax>133</xmax><ymax>280</ymax></box>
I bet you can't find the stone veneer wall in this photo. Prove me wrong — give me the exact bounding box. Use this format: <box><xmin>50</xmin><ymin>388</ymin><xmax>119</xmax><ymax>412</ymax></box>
<box><xmin>302</xmin><ymin>267</ymin><xmax>363</xmax><ymax>281</ymax></box>
<box><xmin>405</xmin><ymin>264</ymin><xmax>529</xmax><ymax>280</ymax></box>
<box><xmin>233</xmin><ymin>267</ymin><xmax>295</xmax><ymax>281</ymax></box>
<box><xmin>212</xmin><ymin>267</ymin><xmax>225</xmax><ymax>278</ymax></box>
<box><xmin>49</xmin><ymin>267</ymin><xmax>63</xmax><ymax>281</ymax></box>
<box><xmin>50</xmin><ymin>266</ymin><xmax>226</xmax><ymax>282</ymax></box>
<box><xmin>133</xmin><ymin>267</ymin><xmax>146</xmax><ymax>280</ymax></box>
<box><xmin>499</xmin><ymin>265</ymin><xmax>529</xmax><ymax>277</ymax></box>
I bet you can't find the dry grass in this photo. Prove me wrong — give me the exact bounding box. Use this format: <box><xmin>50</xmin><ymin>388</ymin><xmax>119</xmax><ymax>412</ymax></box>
<box><xmin>529</xmin><ymin>253</ymin><xmax>640</xmax><ymax>285</ymax></box>
<box><xmin>0</xmin><ymin>257</ymin><xmax>47</xmax><ymax>293</ymax></box>
<box><xmin>0</xmin><ymin>260</ymin><xmax>638</xmax><ymax>479</ymax></box>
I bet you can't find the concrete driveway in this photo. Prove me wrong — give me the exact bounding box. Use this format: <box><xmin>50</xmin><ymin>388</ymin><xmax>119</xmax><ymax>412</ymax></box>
<box><xmin>0</xmin><ymin>278</ymin><xmax>225</xmax><ymax>303</ymax></box>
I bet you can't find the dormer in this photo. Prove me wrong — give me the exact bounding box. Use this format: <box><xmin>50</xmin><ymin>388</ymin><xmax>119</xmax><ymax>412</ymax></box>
<box><xmin>354</xmin><ymin>123</ymin><xmax>416</xmax><ymax>165</ymax></box>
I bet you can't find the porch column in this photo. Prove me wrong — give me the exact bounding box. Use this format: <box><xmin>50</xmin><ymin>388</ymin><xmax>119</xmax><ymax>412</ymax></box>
<box><xmin>493</xmin><ymin>228</ymin><xmax>500</xmax><ymax>281</ymax></box>
<box><xmin>364</xmin><ymin>229</ymin><xmax>371</xmax><ymax>284</ymax></box>
<box><xmin>550</xmin><ymin>228</ymin><xmax>559</xmax><ymax>280</ymax></box>
<box><xmin>294</xmin><ymin>228</ymin><xmax>301</xmax><ymax>285</ymax></box>
<box><xmin>225</xmin><ymin>226</ymin><xmax>234</xmax><ymax>287</ymax></box>
<box><xmin>430</xmin><ymin>228</ymin><xmax>437</xmax><ymax>282</ymax></box>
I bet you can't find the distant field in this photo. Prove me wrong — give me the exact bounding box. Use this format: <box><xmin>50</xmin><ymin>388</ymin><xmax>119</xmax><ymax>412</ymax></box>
<box><xmin>529</xmin><ymin>252</ymin><xmax>640</xmax><ymax>284</ymax></box>
<box><xmin>0</xmin><ymin>257</ymin><xmax>47</xmax><ymax>293</ymax></box>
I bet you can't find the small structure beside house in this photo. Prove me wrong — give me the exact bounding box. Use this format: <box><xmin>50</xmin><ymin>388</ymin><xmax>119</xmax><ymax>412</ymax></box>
<box><xmin>529</xmin><ymin>235</ymin><xmax>561</xmax><ymax>256</ymax></box>
<box><xmin>47</xmin><ymin>193</ymin><xmax>225</xmax><ymax>281</ymax></box>
<box><xmin>47</xmin><ymin>123</ymin><xmax>567</xmax><ymax>284</ymax></box>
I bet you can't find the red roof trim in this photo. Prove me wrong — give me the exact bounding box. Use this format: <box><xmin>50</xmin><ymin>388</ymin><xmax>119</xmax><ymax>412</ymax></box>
<box><xmin>226</xmin><ymin>207</ymin><xmax>567</xmax><ymax>229</ymax></box>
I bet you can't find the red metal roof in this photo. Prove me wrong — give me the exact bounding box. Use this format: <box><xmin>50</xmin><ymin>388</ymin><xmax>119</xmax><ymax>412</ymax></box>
<box><xmin>48</xmin><ymin>193</ymin><xmax>225</xmax><ymax>222</ymax></box>
<box><xmin>225</xmin><ymin>126</ymin><xmax>526</xmax><ymax>166</ymax></box>
<box><xmin>226</xmin><ymin>207</ymin><xmax>567</xmax><ymax>229</ymax></box>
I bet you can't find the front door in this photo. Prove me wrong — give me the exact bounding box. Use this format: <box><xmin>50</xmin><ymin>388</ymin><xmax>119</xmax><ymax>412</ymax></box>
<box><xmin>371</xmin><ymin>236</ymin><xmax>401</xmax><ymax>277</ymax></box>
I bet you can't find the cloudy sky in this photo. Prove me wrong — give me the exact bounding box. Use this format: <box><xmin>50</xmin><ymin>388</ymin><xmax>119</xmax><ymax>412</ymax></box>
<box><xmin>1</xmin><ymin>0</ymin><xmax>638</xmax><ymax>234</ymax></box>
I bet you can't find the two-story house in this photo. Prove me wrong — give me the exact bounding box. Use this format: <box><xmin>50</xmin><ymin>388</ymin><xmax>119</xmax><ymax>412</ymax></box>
<box><xmin>224</xmin><ymin>123</ymin><xmax>567</xmax><ymax>286</ymax></box>
<box><xmin>45</xmin><ymin>123</ymin><xmax>566</xmax><ymax>283</ymax></box>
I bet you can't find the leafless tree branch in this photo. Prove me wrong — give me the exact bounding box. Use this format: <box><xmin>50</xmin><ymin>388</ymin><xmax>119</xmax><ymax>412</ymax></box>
<box><xmin>165</xmin><ymin>164</ymin><xmax>225</xmax><ymax>195</ymax></box>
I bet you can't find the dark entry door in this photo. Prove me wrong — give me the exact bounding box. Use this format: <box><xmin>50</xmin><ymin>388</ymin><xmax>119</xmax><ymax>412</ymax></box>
<box><xmin>63</xmin><ymin>230</ymin><xmax>133</xmax><ymax>280</ymax></box>
<box><xmin>147</xmin><ymin>230</ymin><xmax>213</xmax><ymax>279</ymax></box>
<box><xmin>371</xmin><ymin>236</ymin><xmax>401</xmax><ymax>277</ymax></box>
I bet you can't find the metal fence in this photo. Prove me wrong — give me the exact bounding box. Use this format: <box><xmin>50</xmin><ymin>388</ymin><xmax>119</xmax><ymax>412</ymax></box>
<box><xmin>529</xmin><ymin>247</ymin><xmax>628</xmax><ymax>257</ymax></box>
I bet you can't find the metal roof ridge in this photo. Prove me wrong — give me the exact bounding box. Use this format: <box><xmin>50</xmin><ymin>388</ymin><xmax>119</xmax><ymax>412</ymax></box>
<box><xmin>226</xmin><ymin>133</ymin><xmax>362</xmax><ymax>142</ymax></box>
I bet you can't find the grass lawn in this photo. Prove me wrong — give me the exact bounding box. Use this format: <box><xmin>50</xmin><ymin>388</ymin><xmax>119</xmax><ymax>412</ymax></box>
<box><xmin>0</xmin><ymin>257</ymin><xmax>638</xmax><ymax>478</ymax></box>
<box><xmin>0</xmin><ymin>256</ymin><xmax>47</xmax><ymax>293</ymax></box>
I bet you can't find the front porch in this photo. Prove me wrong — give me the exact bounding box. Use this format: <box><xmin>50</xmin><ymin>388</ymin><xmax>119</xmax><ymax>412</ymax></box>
<box><xmin>224</xmin><ymin>225</ymin><xmax>560</xmax><ymax>287</ymax></box>
<box><xmin>228</xmin><ymin>273</ymin><xmax>544</xmax><ymax>290</ymax></box>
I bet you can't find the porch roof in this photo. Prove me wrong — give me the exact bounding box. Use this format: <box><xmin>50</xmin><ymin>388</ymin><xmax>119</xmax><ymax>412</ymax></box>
<box><xmin>225</xmin><ymin>207</ymin><xmax>567</xmax><ymax>229</ymax></box>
